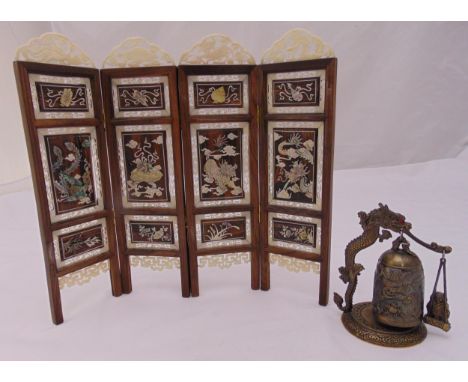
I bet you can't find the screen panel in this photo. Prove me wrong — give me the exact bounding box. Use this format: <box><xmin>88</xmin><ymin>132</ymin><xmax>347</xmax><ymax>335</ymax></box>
<box><xmin>101</xmin><ymin>66</ymin><xmax>190</xmax><ymax>297</ymax></box>
<box><xmin>14</xmin><ymin>61</ymin><xmax>122</xmax><ymax>324</ymax></box>
<box><xmin>259</xmin><ymin>58</ymin><xmax>337</xmax><ymax>305</ymax></box>
<box><xmin>178</xmin><ymin>65</ymin><xmax>260</xmax><ymax>296</ymax></box>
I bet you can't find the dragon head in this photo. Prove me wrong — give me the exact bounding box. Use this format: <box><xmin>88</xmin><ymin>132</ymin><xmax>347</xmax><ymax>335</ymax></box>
<box><xmin>358</xmin><ymin>203</ymin><xmax>412</xmax><ymax>233</ymax></box>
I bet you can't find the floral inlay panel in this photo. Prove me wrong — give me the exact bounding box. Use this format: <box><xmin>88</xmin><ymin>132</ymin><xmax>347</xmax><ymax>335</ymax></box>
<box><xmin>267</xmin><ymin>70</ymin><xmax>325</xmax><ymax>114</ymax></box>
<box><xmin>271</xmin><ymin>218</ymin><xmax>317</xmax><ymax>248</ymax></box>
<box><xmin>124</xmin><ymin>215</ymin><xmax>179</xmax><ymax>250</ymax></box>
<box><xmin>117</xmin><ymin>125</ymin><xmax>176</xmax><ymax>209</ymax></box>
<box><xmin>38</xmin><ymin>127</ymin><xmax>104</xmax><ymax>223</ymax></box>
<box><xmin>195</xmin><ymin>212</ymin><xmax>251</xmax><ymax>249</ymax></box>
<box><xmin>122</xmin><ymin>131</ymin><xmax>170</xmax><ymax>203</ymax></box>
<box><xmin>268</xmin><ymin>121</ymin><xmax>323</xmax><ymax>211</ymax></box>
<box><xmin>268</xmin><ymin>212</ymin><xmax>321</xmax><ymax>254</ymax></box>
<box><xmin>112</xmin><ymin>76</ymin><xmax>170</xmax><ymax>118</ymax></box>
<box><xmin>116</xmin><ymin>83</ymin><xmax>165</xmax><ymax>112</ymax></box>
<box><xmin>29</xmin><ymin>73</ymin><xmax>94</xmax><ymax>119</ymax></box>
<box><xmin>44</xmin><ymin>133</ymin><xmax>96</xmax><ymax>213</ymax></box>
<box><xmin>272</xmin><ymin>128</ymin><xmax>317</xmax><ymax>204</ymax></box>
<box><xmin>200</xmin><ymin>217</ymin><xmax>246</xmax><ymax>243</ymax></box>
<box><xmin>191</xmin><ymin>122</ymin><xmax>250</xmax><ymax>207</ymax></box>
<box><xmin>52</xmin><ymin>218</ymin><xmax>109</xmax><ymax>270</ymax></box>
<box><xmin>128</xmin><ymin>221</ymin><xmax>174</xmax><ymax>245</ymax></box>
<box><xmin>197</xmin><ymin>128</ymin><xmax>244</xmax><ymax>201</ymax></box>
<box><xmin>272</xmin><ymin>77</ymin><xmax>320</xmax><ymax>107</ymax></box>
<box><xmin>58</xmin><ymin>224</ymin><xmax>104</xmax><ymax>261</ymax></box>
<box><xmin>188</xmin><ymin>74</ymin><xmax>249</xmax><ymax>115</ymax></box>
<box><xmin>194</xmin><ymin>81</ymin><xmax>243</xmax><ymax>109</ymax></box>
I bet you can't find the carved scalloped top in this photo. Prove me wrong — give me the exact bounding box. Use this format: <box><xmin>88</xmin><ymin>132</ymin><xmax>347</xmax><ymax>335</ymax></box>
<box><xmin>179</xmin><ymin>34</ymin><xmax>255</xmax><ymax>65</ymax></box>
<box><xmin>102</xmin><ymin>37</ymin><xmax>175</xmax><ymax>68</ymax></box>
<box><xmin>15</xmin><ymin>33</ymin><xmax>95</xmax><ymax>68</ymax></box>
<box><xmin>261</xmin><ymin>28</ymin><xmax>335</xmax><ymax>64</ymax></box>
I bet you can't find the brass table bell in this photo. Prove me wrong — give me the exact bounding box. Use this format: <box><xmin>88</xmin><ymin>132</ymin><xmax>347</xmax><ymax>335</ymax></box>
<box><xmin>334</xmin><ymin>203</ymin><xmax>452</xmax><ymax>347</ymax></box>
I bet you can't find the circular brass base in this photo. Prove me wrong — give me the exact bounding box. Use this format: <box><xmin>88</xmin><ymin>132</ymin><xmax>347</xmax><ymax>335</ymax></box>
<box><xmin>342</xmin><ymin>302</ymin><xmax>427</xmax><ymax>347</ymax></box>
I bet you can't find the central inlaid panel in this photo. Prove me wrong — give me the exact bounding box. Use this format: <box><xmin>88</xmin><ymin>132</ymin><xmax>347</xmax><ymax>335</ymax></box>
<box><xmin>267</xmin><ymin>121</ymin><xmax>323</xmax><ymax>211</ymax></box>
<box><xmin>116</xmin><ymin>125</ymin><xmax>176</xmax><ymax>209</ymax></box>
<box><xmin>191</xmin><ymin>122</ymin><xmax>250</xmax><ymax>208</ymax></box>
<box><xmin>38</xmin><ymin>126</ymin><xmax>104</xmax><ymax>223</ymax></box>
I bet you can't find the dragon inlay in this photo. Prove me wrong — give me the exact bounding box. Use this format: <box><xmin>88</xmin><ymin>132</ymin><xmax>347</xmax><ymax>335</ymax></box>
<box><xmin>334</xmin><ymin>203</ymin><xmax>411</xmax><ymax>312</ymax></box>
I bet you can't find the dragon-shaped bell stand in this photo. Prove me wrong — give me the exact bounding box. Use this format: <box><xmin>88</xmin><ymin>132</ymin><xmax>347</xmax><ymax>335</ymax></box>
<box><xmin>334</xmin><ymin>204</ymin><xmax>452</xmax><ymax>347</ymax></box>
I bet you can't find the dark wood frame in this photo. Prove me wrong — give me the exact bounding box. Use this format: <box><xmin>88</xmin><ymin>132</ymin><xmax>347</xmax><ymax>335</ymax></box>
<box><xmin>14</xmin><ymin>61</ymin><xmax>122</xmax><ymax>324</ymax></box>
<box><xmin>100</xmin><ymin>66</ymin><xmax>190</xmax><ymax>297</ymax></box>
<box><xmin>258</xmin><ymin>58</ymin><xmax>337</xmax><ymax>305</ymax></box>
<box><xmin>178</xmin><ymin>65</ymin><xmax>260</xmax><ymax>296</ymax></box>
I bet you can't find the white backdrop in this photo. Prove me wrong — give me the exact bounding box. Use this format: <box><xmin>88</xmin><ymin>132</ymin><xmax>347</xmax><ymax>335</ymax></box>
<box><xmin>1</xmin><ymin>21</ymin><xmax>468</xmax><ymax>185</ymax></box>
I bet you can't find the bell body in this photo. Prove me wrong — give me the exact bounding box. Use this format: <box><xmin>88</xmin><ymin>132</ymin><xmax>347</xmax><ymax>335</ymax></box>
<box><xmin>372</xmin><ymin>247</ymin><xmax>424</xmax><ymax>328</ymax></box>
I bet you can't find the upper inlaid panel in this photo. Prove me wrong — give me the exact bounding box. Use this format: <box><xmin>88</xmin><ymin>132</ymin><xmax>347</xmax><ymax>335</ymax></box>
<box><xmin>112</xmin><ymin>76</ymin><xmax>170</xmax><ymax>118</ymax></box>
<box><xmin>29</xmin><ymin>74</ymin><xmax>95</xmax><ymax>119</ymax></box>
<box><xmin>188</xmin><ymin>74</ymin><xmax>249</xmax><ymax>115</ymax></box>
<box><xmin>267</xmin><ymin>70</ymin><xmax>325</xmax><ymax>114</ymax></box>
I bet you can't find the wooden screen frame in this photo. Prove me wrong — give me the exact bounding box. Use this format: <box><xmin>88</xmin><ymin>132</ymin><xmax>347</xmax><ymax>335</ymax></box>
<box><xmin>14</xmin><ymin>61</ymin><xmax>122</xmax><ymax>324</ymax></box>
<box><xmin>100</xmin><ymin>66</ymin><xmax>190</xmax><ymax>297</ymax></box>
<box><xmin>258</xmin><ymin>58</ymin><xmax>337</xmax><ymax>305</ymax></box>
<box><xmin>178</xmin><ymin>65</ymin><xmax>260</xmax><ymax>296</ymax></box>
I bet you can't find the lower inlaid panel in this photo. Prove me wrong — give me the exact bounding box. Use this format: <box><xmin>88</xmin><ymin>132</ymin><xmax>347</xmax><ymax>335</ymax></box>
<box><xmin>195</xmin><ymin>211</ymin><xmax>251</xmax><ymax>249</ymax></box>
<box><xmin>124</xmin><ymin>215</ymin><xmax>179</xmax><ymax>250</ymax></box>
<box><xmin>53</xmin><ymin>218</ymin><xmax>109</xmax><ymax>270</ymax></box>
<box><xmin>268</xmin><ymin>212</ymin><xmax>321</xmax><ymax>254</ymax></box>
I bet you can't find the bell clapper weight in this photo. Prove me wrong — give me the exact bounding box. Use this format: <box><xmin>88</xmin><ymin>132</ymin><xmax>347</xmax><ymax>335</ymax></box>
<box><xmin>333</xmin><ymin>203</ymin><xmax>452</xmax><ymax>347</ymax></box>
<box><xmin>423</xmin><ymin>250</ymin><xmax>451</xmax><ymax>332</ymax></box>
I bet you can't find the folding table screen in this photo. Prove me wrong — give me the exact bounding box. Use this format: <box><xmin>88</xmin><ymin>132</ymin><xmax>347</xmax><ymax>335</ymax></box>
<box><xmin>100</xmin><ymin>39</ymin><xmax>190</xmax><ymax>296</ymax></box>
<box><xmin>14</xmin><ymin>30</ymin><xmax>337</xmax><ymax>324</ymax></box>
<box><xmin>14</xmin><ymin>35</ymin><xmax>122</xmax><ymax>324</ymax></box>
<box><xmin>177</xmin><ymin>37</ymin><xmax>261</xmax><ymax>295</ymax></box>
<box><xmin>258</xmin><ymin>58</ymin><xmax>337</xmax><ymax>305</ymax></box>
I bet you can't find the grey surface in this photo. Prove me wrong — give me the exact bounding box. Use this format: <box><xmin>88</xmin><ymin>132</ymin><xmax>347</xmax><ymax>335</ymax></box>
<box><xmin>1</xmin><ymin>152</ymin><xmax>466</xmax><ymax>360</ymax></box>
